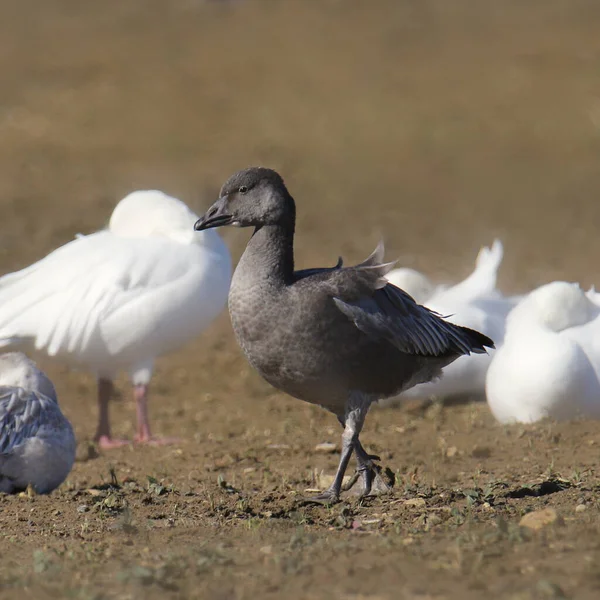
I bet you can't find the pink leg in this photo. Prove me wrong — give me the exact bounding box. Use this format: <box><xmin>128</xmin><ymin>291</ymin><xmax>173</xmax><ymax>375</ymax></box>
<box><xmin>94</xmin><ymin>379</ymin><xmax>131</xmax><ymax>449</ymax></box>
<box><xmin>133</xmin><ymin>384</ymin><xmax>179</xmax><ymax>446</ymax></box>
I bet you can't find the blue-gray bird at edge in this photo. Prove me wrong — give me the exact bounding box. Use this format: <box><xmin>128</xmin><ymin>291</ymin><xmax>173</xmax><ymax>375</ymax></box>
<box><xmin>0</xmin><ymin>352</ymin><xmax>75</xmax><ymax>494</ymax></box>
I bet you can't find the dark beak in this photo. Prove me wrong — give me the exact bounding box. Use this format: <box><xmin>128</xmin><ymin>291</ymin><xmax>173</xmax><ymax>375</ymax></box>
<box><xmin>194</xmin><ymin>196</ymin><xmax>234</xmax><ymax>231</ymax></box>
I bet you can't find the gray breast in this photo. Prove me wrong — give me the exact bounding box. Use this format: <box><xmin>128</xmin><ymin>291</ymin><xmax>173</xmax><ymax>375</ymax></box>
<box><xmin>228</xmin><ymin>269</ymin><xmax>454</xmax><ymax>414</ymax></box>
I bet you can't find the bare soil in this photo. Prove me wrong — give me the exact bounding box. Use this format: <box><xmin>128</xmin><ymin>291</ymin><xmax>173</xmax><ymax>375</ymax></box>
<box><xmin>1</xmin><ymin>1</ymin><xmax>600</xmax><ymax>598</ymax></box>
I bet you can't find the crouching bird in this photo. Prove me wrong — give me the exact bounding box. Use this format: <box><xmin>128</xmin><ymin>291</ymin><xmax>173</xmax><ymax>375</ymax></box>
<box><xmin>0</xmin><ymin>352</ymin><xmax>75</xmax><ymax>494</ymax></box>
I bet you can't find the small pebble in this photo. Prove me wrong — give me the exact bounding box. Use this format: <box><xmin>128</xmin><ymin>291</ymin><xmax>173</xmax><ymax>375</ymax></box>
<box><xmin>445</xmin><ymin>446</ymin><xmax>458</xmax><ymax>458</ymax></box>
<box><xmin>519</xmin><ymin>508</ymin><xmax>560</xmax><ymax>531</ymax></box>
<box><xmin>314</xmin><ymin>442</ymin><xmax>338</xmax><ymax>454</ymax></box>
<box><xmin>404</xmin><ymin>498</ymin><xmax>426</xmax><ymax>508</ymax></box>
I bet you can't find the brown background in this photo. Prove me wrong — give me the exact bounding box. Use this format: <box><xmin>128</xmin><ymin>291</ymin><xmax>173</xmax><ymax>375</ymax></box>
<box><xmin>1</xmin><ymin>1</ymin><xmax>600</xmax><ymax>598</ymax></box>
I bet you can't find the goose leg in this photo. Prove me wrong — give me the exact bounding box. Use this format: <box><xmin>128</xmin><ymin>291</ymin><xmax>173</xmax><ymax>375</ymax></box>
<box><xmin>304</xmin><ymin>393</ymin><xmax>370</xmax><ymax>505</ymax></box>
<box><xmin>133</xmin><ymin>384</ymin><xmax>152</xmax><ymax>442</ymax></box>
<box><xmin>354</xmin><ymin>440</ymin><xmax>393</xmax><ymax>497</ymax></box>
<box><xmin>133</xmin><ymin>384</ymin><xmax>179</xmax><ymax>445</ymax></box>
<box><xmin>306</xmin><ymin>424</ymin><xmax>356</xmax><ymax>504</ymax></box>
<box><xmin>94</xmin><ymin>378</ymin><xmax>130</xmax><ymax>449</ymax></box>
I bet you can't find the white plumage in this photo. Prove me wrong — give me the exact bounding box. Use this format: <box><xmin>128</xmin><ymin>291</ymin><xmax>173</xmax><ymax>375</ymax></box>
<box><xmin>0</xmin><ymin>190</ymin><xmax>232</xmax><ymax>447</ymax></box>
<box><xmin>562</xmin><ymin>286</ymin><xmax>600</xmax><ymax>383</ymax></box>
<box><xmin>382</xmin><ymin>240</ymin><xmax>516</xmax><ymax>405</ymax></box>
<box><xmin>486</xmin><ymin>281</ymin><xmax>600</xmax><ymax>424</ymax></box>
<box><xmin>0</xmin><ymin>352</ymin><xmax>75</xmax><ymax>493</ymax></box>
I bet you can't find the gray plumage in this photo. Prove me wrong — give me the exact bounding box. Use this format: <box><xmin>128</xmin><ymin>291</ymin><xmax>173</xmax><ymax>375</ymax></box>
<box><xmin>0</xmin><ymin>352</ymin><xmax>75</xmax><ymax>494</ymax></box>
<box><xmin>195</xmin><ymin>167</ymin><xmax>494</xmax><ymax>503</ymax></box>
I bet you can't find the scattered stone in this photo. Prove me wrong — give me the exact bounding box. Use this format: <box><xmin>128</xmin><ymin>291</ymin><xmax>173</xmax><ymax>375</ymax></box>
<box><xmin>77</xmin><ymin>505</ymin><xmax>89</xmax><ymax>513</ymax></box>
<box><xmin>394</xmin><ymin>424</ymin><xmax>416</xmax><ymax>434</ymax></box>
<box><xmin>575</xmin><ymin>504</ymin><xmax>587</xmax><ymax>513</ymax></box>
<box><xmin>404</xmin><ymin>498</ymin><xmax>426</xmax><ymax>508</ymax></box>
<box><xmin>259</xmin><ymin>545</ymin><xmax>272</xmax><ymax>555</ymax></box>
<box><xmin>314</xmin><ymin>442</ymin><xmax>338</xmax><ymax>454</ymax></box>
<box><xmin>519</xmin><ymin>508</ymin><xmax>560</xmax><ymax>531</ymax></box>
<box><xmin>445</xmin><ymin>446</ymin><xmax>458</xmax><ymax>458</ymax></box>
<box><xmin>315</xmin><ymin>473</ymin><xmax>351</xmax><ymax>489</ymax></box>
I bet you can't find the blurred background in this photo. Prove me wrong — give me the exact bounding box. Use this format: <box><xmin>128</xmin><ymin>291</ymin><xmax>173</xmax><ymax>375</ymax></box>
<box><xmin>3</xmin><ymin>3</ymin><xmax>600</xmax><ymax>597</ymax></box>
<box><xmin>1</xmin><ymin>0</ymin><xmax>600</xmax><ymax>437</ymax></box>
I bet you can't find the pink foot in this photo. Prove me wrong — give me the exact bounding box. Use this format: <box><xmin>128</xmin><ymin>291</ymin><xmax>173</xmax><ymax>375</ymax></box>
<box><xmin>96</xmin><ymin>436</ymin><xmax>132</xmax><ymax>450</ymax></box>
<box><xmin>134</xmin><ymin>435</ymin><xmax>181</xmax><ymax>446</ymax></box>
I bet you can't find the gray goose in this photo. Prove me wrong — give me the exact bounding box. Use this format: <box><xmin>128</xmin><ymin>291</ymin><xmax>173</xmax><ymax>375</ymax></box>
<box><xmin>195</xmin><ymin>167</ymin><xmax>494</xmax><ymax>503</ymax></box>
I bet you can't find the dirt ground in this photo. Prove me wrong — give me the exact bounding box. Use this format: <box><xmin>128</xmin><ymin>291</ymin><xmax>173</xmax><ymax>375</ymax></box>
<box><xmin>1</xmin><ymin>1</ymin><xmax>600</xmax><ymax>598</ymax></box>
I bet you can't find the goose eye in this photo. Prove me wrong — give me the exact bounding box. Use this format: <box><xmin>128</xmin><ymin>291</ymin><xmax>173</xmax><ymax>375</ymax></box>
<box><xmin>239</xmin><ymin>185</ymin><xmax>248</xmax><ymax>194</ymax></box>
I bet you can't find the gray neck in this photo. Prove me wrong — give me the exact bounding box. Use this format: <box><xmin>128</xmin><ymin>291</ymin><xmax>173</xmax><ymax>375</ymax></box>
<box><xmin>238</xmin><ymin>221</ymin><xmax>295</xmax><ymax>286</ymax></box>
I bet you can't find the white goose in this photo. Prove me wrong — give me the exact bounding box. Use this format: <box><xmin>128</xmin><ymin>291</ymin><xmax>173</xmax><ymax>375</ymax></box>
<box><xmin>486</xmin><ymin>281</ymin><xmax>600</xmax><ymax>424</ymax></box>
<box><xmin>386</xmin><ymin>239</ymin><xmax>512</xmax><ymax>306</ymax></box>
<box><xmin>382</xmin><ymin>240</ymin><xmax>515</xmax><ymax>405</ymax></box>
<box><xmin>562</xmin><ymin>285</ymin><xmax>600</xmax><ymax>381</ymax></box>
<box><xmin>0</xmin><ymin>352</ymin><xmax>75</xmax><ymax>493</ymax></box>
<box><xmin>0</xmin><ymin>191</ymin><xmax>232</xmax><ymax>448</ymax></box>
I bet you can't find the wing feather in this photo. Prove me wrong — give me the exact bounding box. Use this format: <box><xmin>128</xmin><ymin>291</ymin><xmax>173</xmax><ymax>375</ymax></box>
<box><xmin>0</xmin><ymin>387</ymin><xmax>46</xmax><ymax>455</ymax></box>
<box><xmin>326</xmin><ymin>244</ymin><xmax>495</xmax><ymax>357</ymax></box>
<box><xmin>0</xmin><ymin>231</ymin><xmax>207</xmax><ymax>359</ymax></box>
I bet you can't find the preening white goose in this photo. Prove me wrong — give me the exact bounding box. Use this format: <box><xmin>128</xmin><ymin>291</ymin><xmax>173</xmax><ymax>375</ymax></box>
<box><xmin>486</xmin><ymin>282</ymin><xmax>600</xmax><ymax>424</ymax></box>
<box><xmin>382</xmin><ymin>240</ymin><xmax>515</xmax><ymax>405</ymax></box>
<box><xmin>386</xmin><ymin>239</ymin><xmax>511</xmax><ymax>306</ymax></box>
<box><xmin>0</xmin><ymin>191</ymin><xmax>232</xmax><ymax>448</ymax></box>
<box><xmin>0</xmin><ymin>352</ymin><xmax>75</xmax><ymax>493</ymax></box>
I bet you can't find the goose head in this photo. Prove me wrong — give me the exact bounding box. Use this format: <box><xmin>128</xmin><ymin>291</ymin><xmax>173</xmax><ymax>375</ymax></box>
<box><xmin>507</xmin><ymin>281</ymin><xmax>596</xmax><ymax>335</ymax></box>
<box><xmin>194</xmin><ymin>167</ymin><xmax>295</xmax><ymax>231</ymax></box>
